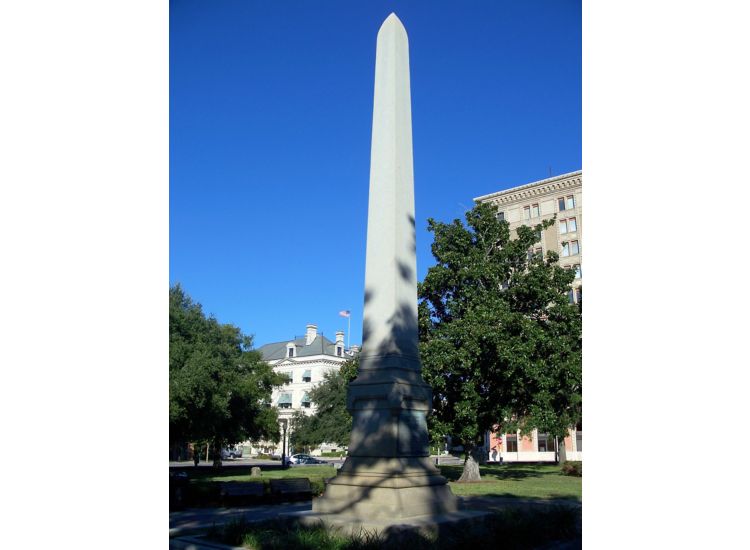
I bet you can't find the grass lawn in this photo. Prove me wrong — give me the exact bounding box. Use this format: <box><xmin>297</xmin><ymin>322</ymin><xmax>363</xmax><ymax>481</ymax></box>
<box><xmin>440</xmin><ymin>463</ymin><xmax>581</xmax><ymax>501</ymax></box>
<box><xmin>197</xmin><ymin>465</ymin><xmax>337</xmax><ymax>483</ymax></box>
<box><xmin>181</xmin><ymin>463</ymin><xmax>580</xmax><ymax>503</ymax></box>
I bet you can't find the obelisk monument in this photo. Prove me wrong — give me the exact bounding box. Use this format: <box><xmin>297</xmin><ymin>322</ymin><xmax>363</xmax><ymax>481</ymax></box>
<box><xmin>312</xmin><ymin>13</ymin><xmax>458</xmax><ymax>520</ymax></box>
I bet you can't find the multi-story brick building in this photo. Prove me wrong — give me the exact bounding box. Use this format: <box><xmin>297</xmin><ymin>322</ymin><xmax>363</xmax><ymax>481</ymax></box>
<box><xmin>474</xmin><ymin>170</ymin><xmax>582</xmax><ymax>462</ymax></box>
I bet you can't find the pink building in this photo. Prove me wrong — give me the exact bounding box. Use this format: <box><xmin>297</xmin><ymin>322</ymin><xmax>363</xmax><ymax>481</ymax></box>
<box><xmin>486</xmin><ymin>424</ymin><xmax>582</xmax><ymax>462</ymax></box>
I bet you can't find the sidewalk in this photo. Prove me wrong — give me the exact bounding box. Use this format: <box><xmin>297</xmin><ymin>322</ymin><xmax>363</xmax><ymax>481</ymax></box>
<box><xmin>170</xmin><ymin>501</ymin><xmax>312</xmax><ymax>538</ymax></box>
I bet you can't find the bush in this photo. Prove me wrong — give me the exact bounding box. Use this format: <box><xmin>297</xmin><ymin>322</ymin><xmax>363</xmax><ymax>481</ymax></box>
<box><xmin>561</xmin><ymin>461</ymin><xmax>582</xmax><ymax>477</ymax></box>
<box><xmin>256</xmin><ymin>453</ymin><xmax>277</xmax><ymax>460</ymax></box>
<box><xmin>309</xmin><ymin>478</ymin><xmax>326</xmax><ymax>496</ymax></box>
<box><xmin>320</xmin><ymin>451</ymin><xmax>347</xmax><ymax>457</ymax></box>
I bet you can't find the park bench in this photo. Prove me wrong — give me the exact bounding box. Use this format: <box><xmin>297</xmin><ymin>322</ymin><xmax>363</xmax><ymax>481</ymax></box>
<box><xmin>269</xmin><ymin>478</ymin><xmax>312</xmax><ymax>502</ymax></box>
<box><xmin>219</xmin><ymin>481</ymin><xmax>265</xmax><ymax>505</ymax></box>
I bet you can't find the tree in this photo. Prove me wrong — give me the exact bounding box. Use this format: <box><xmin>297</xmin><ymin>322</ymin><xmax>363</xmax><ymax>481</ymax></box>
<box><xmin>418</xmin><ymin>202</ymin><xmax>582</xmax><ymax>481</ymax></box>
<box><xmin>169</xmin><ymin>284</ymin><xmax>286</xmax><ymax>467</ymax></box>
<box><xmin>289</xmin><ymin>357</ymin><xmax>358</xmax><ymax>452</ymax></box>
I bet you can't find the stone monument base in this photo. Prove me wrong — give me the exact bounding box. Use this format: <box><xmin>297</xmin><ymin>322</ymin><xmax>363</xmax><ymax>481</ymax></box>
<box><xmin>313</xmin><ymin>479</ymin><xmax>458</xmax><ymax>518</ymax></box>
<box><xmin>285</xmin><ymin>509</ymin><xmax>492</xmax><ymax>539</ymax></box>
<box><xmin>311</xmin><ymin>455</ymin><xmax>458</xmax><ymax>519</ymax></box>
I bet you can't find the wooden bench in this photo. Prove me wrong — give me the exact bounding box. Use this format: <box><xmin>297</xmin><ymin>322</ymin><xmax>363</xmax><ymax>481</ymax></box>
<box><xmin>219</xmin><ymin>482</ymin><xmax>265</xmax><ymax>504</ymax></box>
<box><xmin>269</xmin><ymin>478</ymin><xmax>312</xmax><ymax>502</ymax></box>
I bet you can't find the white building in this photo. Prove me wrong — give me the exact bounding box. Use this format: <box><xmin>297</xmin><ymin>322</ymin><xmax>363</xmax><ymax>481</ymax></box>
<box><xmin>247</xmin><ymin>324</ymin><xmax>357</xmax><ymax>456</ymax></box>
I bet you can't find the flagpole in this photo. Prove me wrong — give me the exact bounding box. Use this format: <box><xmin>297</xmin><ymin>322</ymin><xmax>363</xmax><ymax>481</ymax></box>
<box><xmin>347</xmin><ymin>314</ymin><xmax>350</xmax><ymax>350</ymax></box>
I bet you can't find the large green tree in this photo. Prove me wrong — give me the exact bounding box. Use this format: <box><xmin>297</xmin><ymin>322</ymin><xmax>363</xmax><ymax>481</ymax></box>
<box><xmin>418</xmin><ymin>202</ymin><xmax>582</xmax><ymax>481</ymax></box>
<box><xmin>169</xmin><ymin>284</ymin><xmax>285</xmax><ymax>466</ymax></box>
<box><xmin>290</xmin><ymin>357</ymin><xmax>358</xmax><ymax>452</ymax></box>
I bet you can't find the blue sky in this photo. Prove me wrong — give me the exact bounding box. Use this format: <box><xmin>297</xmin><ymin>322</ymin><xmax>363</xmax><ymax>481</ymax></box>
<box><xmin>170</xmin><ymin>0</ymin><xmax>581</xmax><ymax>348</ymax></box>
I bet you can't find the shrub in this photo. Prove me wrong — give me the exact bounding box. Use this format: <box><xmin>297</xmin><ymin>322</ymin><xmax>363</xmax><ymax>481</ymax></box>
<box><xmin>561</xmin><ymin>461</ymin><xmax>582</xmax><ymax>477</ymax></box>
<box><xmin>309</xmin><ymin>478</ymin><xmax>326</xmax><ymax>496</ymax></box>
<box><xmin>320</xmin><ymin>451</ymin><xmax>347</xmax><ymax>457</ymax></box>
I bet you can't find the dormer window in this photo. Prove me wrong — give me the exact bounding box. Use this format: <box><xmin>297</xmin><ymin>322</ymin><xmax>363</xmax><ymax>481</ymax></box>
<box><xmin>336</xmin><ymin>346</ymin><xmax>343</xmax><ymax>357</ymax></box>
<box><xmin>286</xmin><ymin>343</ymin><xmax>296</xmax><ymax>358</ymax></box>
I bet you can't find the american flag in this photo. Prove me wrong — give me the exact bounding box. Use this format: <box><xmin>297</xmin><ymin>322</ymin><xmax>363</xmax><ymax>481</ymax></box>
<box><xmin>338</xmin><ymin>310</ymin><xmax>351</xmax><ymax>318</ymax></box>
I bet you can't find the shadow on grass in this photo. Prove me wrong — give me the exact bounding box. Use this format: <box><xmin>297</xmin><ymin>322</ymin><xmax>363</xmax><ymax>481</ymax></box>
<box><xmin>206</xmin><ymin>505</ymin><xmax>581</xmax><ymax>550</ymax></box>
<box><xmin>439</xmin><ymin>463</ymin><xmax>549</xmax><ymax>482</ymax></box>
<box><xmin>460</xmin><ymin>492</ymin><xmax>581</xmax><ymax>503</ymax></box>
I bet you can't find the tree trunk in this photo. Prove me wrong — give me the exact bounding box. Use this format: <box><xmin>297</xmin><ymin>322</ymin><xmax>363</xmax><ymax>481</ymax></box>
<box><xmin>559</xmin><ymin>435</ymin><xmax>568</xmax><ymax>463</ymax></box>
<box><xmin>457</xmin><ymin>446</ymin><xmax>482</xmax><ymax>482</ymax></box>
<box><xmin>212</xmin><ymin>439</ymin><xmax>222</xmax><ymax>469</ymax></box>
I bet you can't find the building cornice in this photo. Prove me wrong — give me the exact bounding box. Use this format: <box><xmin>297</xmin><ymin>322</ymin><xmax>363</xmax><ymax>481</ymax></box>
<box><xmin>270</xmin><ymin>358</ymin><xmax>345</xmax><ymax>368</ymax></box>
<box><xmin>473</xmin><ymin>170</ymin><xmax>582</xmax><ymax>205</ymax></box>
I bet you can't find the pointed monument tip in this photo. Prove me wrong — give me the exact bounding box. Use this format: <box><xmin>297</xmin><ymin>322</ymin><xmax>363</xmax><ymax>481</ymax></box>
<box><xmin>379</xmin><ymin>12</ymin><xmax>406</xmax><ymax>34</ymax></box>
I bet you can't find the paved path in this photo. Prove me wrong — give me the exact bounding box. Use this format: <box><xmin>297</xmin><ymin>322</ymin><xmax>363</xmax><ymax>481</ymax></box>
<box><xmin>170</xmin><ymin>501</ymin><xmax>312</xmax><ymax>538</ymax></box>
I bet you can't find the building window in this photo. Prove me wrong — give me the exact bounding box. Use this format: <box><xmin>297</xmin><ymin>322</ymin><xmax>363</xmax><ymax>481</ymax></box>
<box><xmin>560</xmin><ymin>219</ymin><xmax>568</xmax><ymax>234</ymax></box>
<box><xmin>568</xmin><ymin>217</ymin><xmax>577</xmax><ymax>232</ymax></box>
<box><xmin>287</xmin><ymin>347</ymin><xmax>295</xmax><ymax>358</ymax></box>
<box><xmin>574</xmin><ymin>265</ymin><xmax>582</xmax><ymax>279</ymax></box>
<box><xmin>576</xmin><ymin>287</ymin><xmax>582</xmax><ymax>304</ymax></box>
<box><xmin>537</xmin><ymin>433</ymin><xmax>551</xmax><ymax>453</ymax></box>
<box><xmin>523</xmin><ymin>206</ymin><xmax>530</xmax><ymax>220</ymax></box>
<box><xmin>302</xmin><ymin>369</ymin><xmax>312</xmax><ymax>383</ymax></box>
<box><xmin>531</xmin><ymin>203</ymin><xmax>539</xmax><ymax>218</ymax></box>
<box><xmin>336</xmin><ymin>346</ymin><xmax>343</xmax><ymax>357</ymax></box>
<box><xmin>301</xmin><ymin>393</ymin><xmax>311</xmax><ymax>408</ymax></box>
<box><xmin>559</xmin><ymin>196</ymin><xmax>576</xmax><ymax>211</ymax></box>
<box><xmin>497</xmin><ymin>211</ymin><xmax>505</xmax><ymax>222</ymax></box>
<box><xmin>561</xmin><ymin>242</ymin><xmax>570</xmax><ymax>257</ymax></box>
<box><xmin>571</xmin><ymin>240</ymin><xmax>579</xmax><ymax>255</ymax></box>
<box><xmin>278</xmin><ymin>393</ymin><xmax>292</xmax><ymax>409</ymax></box>
<box><xmin>568</xmin><ymin>289</ymin><xmax>575</xmax><ymax>304</ymax></box>
<box><xmin>534</xmin><ymin>247</ymin><xmax>542</xmax><ymax>259</ymax></box>
<box><xmin>506</xmin><ymin>434</ymin><xmax>518</xmax><ymax>453</ymax></box>
<box><xmin>282</xmin><ymin>372</ymin><xmax>292</xmax><ymax>385</ymax></box>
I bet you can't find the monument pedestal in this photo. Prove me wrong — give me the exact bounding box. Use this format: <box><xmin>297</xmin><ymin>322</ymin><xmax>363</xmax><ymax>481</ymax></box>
<box><xmin>312</xmin><ymin>366</ymin><xmax>458</xmax><ymax>519</ymax></box>
<box><xmin>312</xmin><ymin>458</ymin><xmax>457</xmax><ymax>519</ymax></box>
<box><xmin>289</xmin><ymin>509</ymin><xmax>490</xmax><ymax>540</ymax></box>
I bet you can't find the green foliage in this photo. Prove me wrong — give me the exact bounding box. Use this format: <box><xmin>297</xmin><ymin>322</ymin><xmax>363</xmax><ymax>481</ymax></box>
<box><xmin>419</xmin><ymin>202</ymin><xmax>582</xmax><ymax>451</ymax></box>
<box><xmin>169</xmin><ymin>284</ymin><xmax>286</xmax><ymax>452</ymax></box>
<box><xmin>561</xmin><ymin>461</ymin><xmax>582</xmax><ymax>477</ymax></box>
<box><xmin>290</xmin><ymin>357</ymin><xmax>358</xmax><ymax>449</ymax></box>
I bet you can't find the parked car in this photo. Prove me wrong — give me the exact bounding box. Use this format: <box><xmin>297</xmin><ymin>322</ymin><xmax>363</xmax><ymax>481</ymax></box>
<box><xmin>298</xmin><ymin>456</ymin><xmax>325</xmax><ymax>465</ymax></box>
<box><xmin>286</xmin><ymin>453</ymin><xmax>312</xmax><ymax>465</ymax></box>
<box><xmin>221</xmin><ymin>446</ymin><xmax>243</xmax><ymax>459</ymax></box>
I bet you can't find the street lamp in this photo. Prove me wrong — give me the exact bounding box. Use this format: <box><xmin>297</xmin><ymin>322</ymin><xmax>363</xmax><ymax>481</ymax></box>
<box><xmin>280</xmin><ymin>418</ymin><xmax>288</xmax><ymax>469</ymax></box>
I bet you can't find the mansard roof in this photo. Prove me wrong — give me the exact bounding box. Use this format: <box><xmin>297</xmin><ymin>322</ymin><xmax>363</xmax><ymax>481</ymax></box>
<box><xmin>257</xmin><ymin>333</ymin><xmax>341</xmax><ymax>361</ymax></box>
